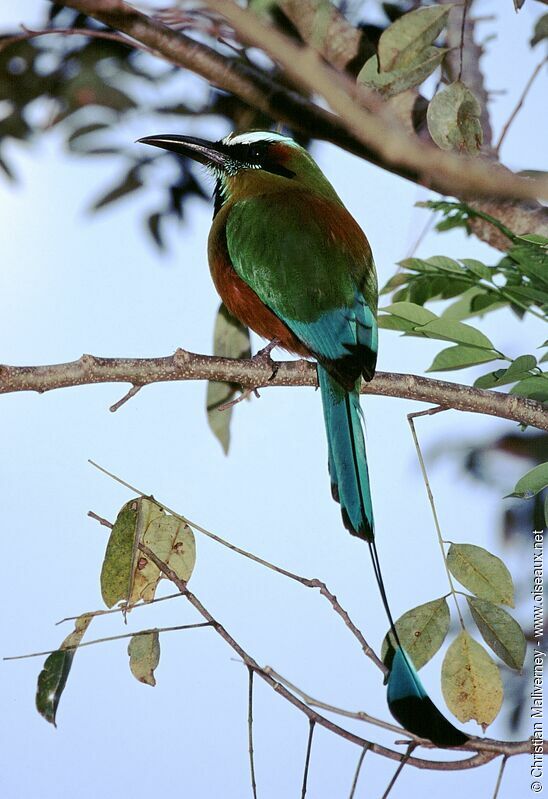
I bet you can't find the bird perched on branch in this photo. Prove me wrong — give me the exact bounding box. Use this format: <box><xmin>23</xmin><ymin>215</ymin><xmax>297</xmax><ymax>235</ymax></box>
<box><xmin>139</xmin><ymin>130</ymin><xmax>468</xmax><ymax>747</ymax></box>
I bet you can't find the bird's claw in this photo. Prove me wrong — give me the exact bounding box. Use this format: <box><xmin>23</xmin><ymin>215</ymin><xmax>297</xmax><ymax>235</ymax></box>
<box><xmin>217</xmin><ymin>387</ymin><xmax>260</xmax><ymax>412</ymax></box>
<box><xmin>252</xmin><ymin>338</ymin><xmax>280</xmax><ymax>381</ymax></box>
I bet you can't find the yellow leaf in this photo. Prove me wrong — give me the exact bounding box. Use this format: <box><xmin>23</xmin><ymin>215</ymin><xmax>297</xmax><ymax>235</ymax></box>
<box><xmin>130</xmin><ymin>502</ymin><xmax>196</xmax><ymax>603</ymax></box>
<box><xmin>128</xmin><ymin>630</ymin><xmax>160</xmax><ymax>686</ymax></box>
<box><xmin>442</xmin><ymin>631</ymin><xmax>503</xmax><ymax>729</ymax></box>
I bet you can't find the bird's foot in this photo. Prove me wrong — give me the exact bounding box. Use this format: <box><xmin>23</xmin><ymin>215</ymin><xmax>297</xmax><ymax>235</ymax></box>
<box><xmin>252</xmin><ymin>338</ymin><xmax>280</xmax><ymax>382</ymax></box>
<box><xmin>217</xmin><ymin>387</ymin><xmax>260</xmax><ymax>412</ymax></box>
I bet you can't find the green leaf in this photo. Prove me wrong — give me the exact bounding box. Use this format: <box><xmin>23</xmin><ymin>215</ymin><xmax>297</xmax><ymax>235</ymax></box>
<box><xmin>420</xmin><ymin>318</ymin><xmax>494</xmax><ymax>349</ymax></box>
<box><xmin>460</xmin><ymin>258</ymin><xmax>492</xmax><ymax>281</ymax></box>
<box><xmin>100</xmin><ymin>501</ymin><xmax>140</xmax><ymax>608</ymax></box>
<box><xmin>473</xmin><ymin>355</ymin><xmax>537</xmax><ymax>389</ymax></box>
<box><xmin>510</xmin><ymin>376</ymin><xmax>548</xmax><ymax>402</ymax></box>
<box><xmin>505</xmin><ymin>354</ymin><xmax>538</xmax><ymax>377</ymax></box>
<box><xmin>425</xmin><ymin>255</ymin><xmax>464</xmax><ymax>273</ymax></box>
<box><xmin>381</xmin><ymin>597</ymin><xmax>450</xmax><ymax>670</ymax></box>
<box><xmin>398</xmin><ymin>258</ymin><xmax>437</xmax><ymax>274</ymax></box>
<box><xmin>377</xmin><ymin>314</ymin><xmax>416</xmax><ymax>332</ymax></box>
<box><xmin>470</xmin><ymin>294</ymin><xmax>504</xmax><ymax>314</ymax></box>
<box><xmin>100</xmin><ymin>499</ymin><xmax>195</xmax><ymax>607</ymax></box>
<box><xmin>427</xmin><ymin>80</ymin><xmax>483</xmax><ymax>153</ymax></box>
<box><xmin>207</xmin><ymin>381</ymin><xmax>237</xmax><ymax>453</ymax></box>
<box><xmin>36</xmin><ymin>614</ymin><xmax>93</xmax><ymax>726</ymax></box>
<box><xmin>509</xmin><ymin>462</ymin><xmax>548</xmax><ymax>499</ymax></box>
<box><xmin>381</xmin><ymin>272</ymin><xmax>410</xmax><ymax>293</ymax></box>
<box><xmin>473</xmin><ymin>368</ymin><xmax>511</xmax><ymax>389</ymax></box>
<box><xmin>427</xmin><ymin>345</ymin><xmax>499</xmax><ymax>372</ymax></box>
<box><xmin>36</xmin><ymin>652</ymin><xmax>74</xmax><ymax>727</ymax></box>
<box><xmin>128</xmin><ymin>630</ymin><xmax>160</xmax><ymax>686</ymax></box>
<box><xmin>441</xmin><ymin>631</ymin><xmax>503</xmax><ymax>729</ymax></box>
<box><xmin>358</xmin><ymin>47</ymin><xmax>447</xmax><ymax>98</ymax></box>
<box><xmin>442</xmin><ymin>289</ymin><xmax>502</xmax><ymax>322</ymax></box>
<box><xmin>517</xmin><ymin>233</ymin><xmax>548</xmax><ymax>247</ymax></box>
<box><xmin>377</xmin><ymin>4</ymin><xmax>453</xmax><ymax>72</ymax></box>
<box><xmin>508</xmin><ymin>242</ymin><xmax>548</xmax><ymax>288</ymax></box>
<box><xmin>467</xmin><ymin>597</ymin><xmax>526</xmax><ymax>670</ymax></box>
<box><xmin>531</xmin><ymin>14</ymin><xmax>548</xmax><ymax>47</ymax></box>
<box><xmin>380</xmin><ymin>301</ymin><xmax>438</xmax><ymax>325</ymax></box>
<box><xmin>206</xmin><ymin>303</ymin><xmax>251</xmax><ymax>454</ymax></box>
<box><xmin>447</xmin><ymin>543</ymin><xmax>515</xmax><ymax>607</ymax></box>
<box><xmin>503</xmin><ymin>285</ymin><xmax>548</xmax><ymax>306</ymax></box>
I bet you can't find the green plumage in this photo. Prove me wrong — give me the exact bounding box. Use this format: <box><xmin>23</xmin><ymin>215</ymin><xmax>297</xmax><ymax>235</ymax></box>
<box><xmin>226</xmin><ymin>192</ymin><xmax>377</xmax><ymax>323</ymax></box>
<box><xmin>138</xmin><ymin>129</ymin><xmax>469</xmax><ymax>747</ymax></box>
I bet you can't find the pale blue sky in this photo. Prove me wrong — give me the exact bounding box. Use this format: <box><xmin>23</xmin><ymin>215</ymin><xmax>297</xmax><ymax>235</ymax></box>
<box><xmin>1</xmin><ymin>2</ymin><xmax>546</xmax><ymax>798</ymax></box>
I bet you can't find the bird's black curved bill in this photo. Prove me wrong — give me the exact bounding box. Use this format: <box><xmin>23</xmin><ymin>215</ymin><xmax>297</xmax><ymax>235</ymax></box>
<box><xmin>137</xmin><ymin>135</ymin><xmax>227</xmax><ymax>168</ymax></box>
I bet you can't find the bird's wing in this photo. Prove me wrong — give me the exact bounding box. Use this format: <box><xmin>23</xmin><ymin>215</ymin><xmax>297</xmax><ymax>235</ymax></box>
<box><xmin>225</xmin><ymin>191</ymin><xmax>378</xmax><ymax>386</ymax></box>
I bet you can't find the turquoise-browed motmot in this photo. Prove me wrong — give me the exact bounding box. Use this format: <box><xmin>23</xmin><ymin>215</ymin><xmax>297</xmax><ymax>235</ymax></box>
<box><xmin>139</xmin><ymin>130</ymin><xmax>468</xmax><ymax>747</ymax></box>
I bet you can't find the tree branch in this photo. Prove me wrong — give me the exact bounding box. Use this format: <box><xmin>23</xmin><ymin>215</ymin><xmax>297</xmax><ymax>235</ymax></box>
<box><xmin>208</xmin><ymin>0</ymin><xmax>548</xmax><ymax>203</ymax></box>
<box><xmin>1</xmin><ymin>350</ymin><xmax>546</xmax><ymax>431</ymax></box>
<box><xmin>47</xmin><ymin>0</ymin><xmax>548</xmax><ymax>250</ymax></box>
<box><xmin>138</xmin><ymin>541</ymin><xmax>546</xmax><ymax>770</ymax></box>
<box><xmin>278</xmin><ymin>0</ymin><xmax>362</xmax><ymax>70</ymax></box>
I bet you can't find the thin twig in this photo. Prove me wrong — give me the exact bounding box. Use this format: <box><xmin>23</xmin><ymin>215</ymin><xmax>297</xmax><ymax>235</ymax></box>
<box><xmin>405</xmin><ymin>212</ymin><xmax>436</xmax><ymax>260</ymax></box>
<box><xmin>88</xmin><ymin>510</ymin><xmax>113</xmax><ymax>529</ymax></box>
<box><xmin>348</xmin><ymin>745</ymin><xmax>369</xmax><ymax>799</ymax></box>
<box><xmin>248</xmin><ymin>667</ymin><xmax>258</xmax><ymax>799</ymax></box>
<box><xmin>4</xmin><ymin>622</ymin><xmax>211</xmax><ymax>661</ymax></box>
<box><xmin>136</xmin><ymin>541</ymin><xmax>542</xmax><ymax>769</ymax></box>
<box><xmin>262</xmin><ymin>666</ymin><xmax>417</xmax><ymax>739</ymax></box>
<box><xmin>301</xmin><ymin>720</ymin><xmax>315</xmax><ymax>799</ymax></box>
<box><xmin>495</xmin><ymin>57</ymin><xmax>548</xmax><ymax>155</ymax></box>
<box><xmin>56</xmin><ymin>589</ymin><xmax>184</xmax><ymax>625</ymax></box>
<box><xmin>492</xmin><ymin>755</ymin><xmax>508</xmax><ymax>799</ymax></box>
<box><xmin>458</xmin><ymin>1</ymin><xmax>469</xmax><ymax>82</ymax></box>
<box><xmin>83</xmin><ymin>482</ymin><xmax>546</xmax><ymax>766</ymax></box>
<box><xmin>88</xmin><ymin>460</ymin><xmax>387</xmax><ymax>674</ymax></box>
<box><xmin>381</xmin><ymin>742</ymin><xmax>416</xmax><ymax>799</ymax></box>
<box><xmin>407</xmin><ymin>410</ymin><xmax>466</xmax><ymax>629</ymax></box>
<box><xmin>1</xmin><ymin>25</ymin><xmax>153</xmax><ymax>55</ymax></box>
<box><xmin>110</xmin><ymin>385</ymin><xmax>143</xmax><ymax>412</ymax></box>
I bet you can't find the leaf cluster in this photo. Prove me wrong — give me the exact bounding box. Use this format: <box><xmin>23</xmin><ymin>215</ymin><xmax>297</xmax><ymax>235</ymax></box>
<box><xmin>380</xmin><ymin>202</ymin><xmax>548</xmax><ymax>402</ymax></box>
<box><xmin>382</xmin><ymin>543</ymin><xmax>526</xmax><ymax>729</ymax></box>
<box><xmin>36</xmin><ymin>497</ymin><xmax>196</xmax><ymax>724</ymax></box>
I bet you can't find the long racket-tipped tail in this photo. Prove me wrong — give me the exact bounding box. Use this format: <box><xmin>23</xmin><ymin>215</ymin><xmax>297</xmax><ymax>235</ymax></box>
<box><xmin>318</xmin><ymin>365</ymin><xmax>468</xmax><ymax>747</ymax></box>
